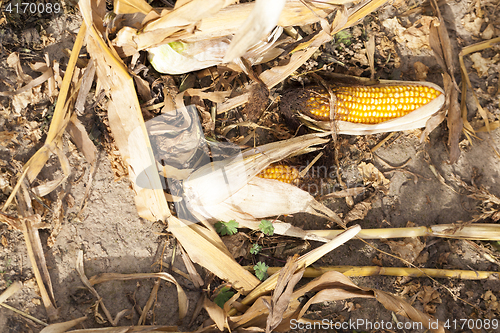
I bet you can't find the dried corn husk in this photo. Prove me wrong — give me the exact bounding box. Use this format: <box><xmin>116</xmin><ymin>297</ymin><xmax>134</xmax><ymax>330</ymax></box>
<box><xmin>147</xmin><ymin>27</ymin><xmax>284</xmax><ymax>74</ymax></box>
<box><xmin>183</xmin><ymin>133</ymin><xmax>329</xmax><ymax>208</ymax></box>
<box><xmin>181</xmin><ymin>133</ymin><xmax>346</xmax><ymax>234</ymax></box>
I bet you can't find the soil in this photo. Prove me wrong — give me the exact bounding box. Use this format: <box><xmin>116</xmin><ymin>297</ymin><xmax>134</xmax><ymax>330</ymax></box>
<box><xmin>1</xmin><ymin>1</ymin><xmax>500</xmax><ymax>333</ymax></box>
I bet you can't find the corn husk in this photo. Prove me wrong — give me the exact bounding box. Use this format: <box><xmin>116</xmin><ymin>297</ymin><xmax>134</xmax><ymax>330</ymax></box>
<box><xmin>183</xmin><ymin>133</ymin><xmax>328</xmax><ymax>209</ymax></box>
<box><xmin>147</xmin><ymin>27</ymin><xmax>284</xmax><ymax>74</ymax></box>
<box><xmin>133</xmin><ymin>0</ymin><xmax>340</xmax><ymax>49</ymax></box>
<box><xmin>181</xmin><ymin>132</ymin><xmax>347</xmax><ymax>236</ymax></box>
<box><xmin>297</xmin><ymin>80</ymin><xmax>445</xmax><ymax>135</ymax></box>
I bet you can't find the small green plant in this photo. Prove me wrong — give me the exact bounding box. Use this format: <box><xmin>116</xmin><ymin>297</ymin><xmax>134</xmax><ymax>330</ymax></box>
<box><xmin>259</xmin><ymin>219</ymin><xmax>274</xmax><ymax>236</ymax></box>
<box><xmin>214</xmin><ymin>286</ymin><xmax>235</xmax><ymax>308</ymax></box>
<box><xmin>215</xmin><ymin>220</ymin><xmax>239</xmax><ymax>236</ymax></box>
<box><xmin>254</xmin><ymin>261</ymin><xmax>269</xmax><ymax>281</ymax></box>
<box><xmin>334</xmin><ymin>30</ymin><xmax>353</xmax><ymax>49</ymax></box>
<box><xmin>250</xmin><ymin>243</ymin><xmax>262</xmax><ymax>255</ymax></box>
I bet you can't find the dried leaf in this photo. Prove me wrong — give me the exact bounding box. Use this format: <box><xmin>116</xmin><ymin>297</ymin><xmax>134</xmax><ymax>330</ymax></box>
<box><xmin>6</xmin><ymin>52</ymin><xmax>31</xmax><ymax>84</ymax></box>
<box><xmin>266</xmin><ymin>256</ymin><xmax>304</xmax><ymax>333</ymax></box>
<box><xmin>374</xmin><ymin>289</ymin><xmax>444</xmax><ymax>332</ymax></box>
<box><xmin>0</xmin><ymin>281</ymin><xmax>23</xmax><ymax>303</ymax></box>
<box><xmin>430</xmin><ymin>0</ymin><xmax>456</xmax><ymax>81</ymax></box>
<box><xmin>22</xmin><ymin>215</ymin><xmax>59</xmax><ymax>320</ymax></box>
<box><xmin>0</xmin><ymin>67</ymin><xmax>53</xmax><ymax>98</ymax></box>
<box><xmin>179</xmin><ymin>245</ymin><xmax>204</xmax><ymax>288</ymax></box>
<box><xmin>66</xmin><ymin>113</ymin><xmax>97</xmax><ymax>165</ymax></box>
<box><xmin>241</xmin><ymin>226</ymin><xmax>360</xmax><ymax>305</ymax></box>
<box><xmin>445</xmin><ymin>73</ymin><xmax>462</xmax><ymax>163</ymax></box>
<box><xmin>204</xmin><ymin>296</ymin><xmax>227</xmax><ymax>331</ymax></box>
<box><xmin>381</xmin><ymin>16</ymin><xmax>437</xmax><ymax>54</ymax></box>
<box><xmin>357</xmin><ymin>162</ymin><xmax>390</xmax><ymax>193</ymax></box>
<box><xmin>221</xmin><ymin>233</ymin><xmax>251</xmax><ymax>259</ymax></box>
<box><xmin>114</xmin><ymin>0</ymin><xmax>153</xmax><ymax>15</ymax></box>
<box><xmin>75</xmin><ymin>61</ymin><xmax>96</xmax><ymax>115</ymax></box>
<box><xmin>39</xmin><ymin>317</ymin><xmax>87</xmax><ymax>333</ymax></box>
<box><xmin>260</xmin><ymin>31</ymin><xmax>332</xmax><ymax>89</ymax></box>
<box><xmin>88</xmin><ymin>272</ymin><xmax>188</xmax><ymax>321</ymax></box>
<box><xmin>81</xmin><ymin>0</ymin><xmax>171</xmax><ymax>221</ymax></box>
<box><xmin>383</xmin><ymin>237</ymin><xmax>425</xmax><ymax>264</ymax></box>
<box><xmin>0</xmin><ymin>212</ymin><xmax>22</xmax><ymax>230</ymax></box>
<box><xmin>344</xmin><ymin>200</ymin><xmax>372</xmax><ymax>224</ymax></box>
<box><xmin>138</xmin><ymin>279</ymin><xmax>160</xmax><ymax>325</ymax></box>
<box><xmin>168</xmin><ymin>218</ymin><xmax>261</xmax><ymax>293</ymax></box>
<box><xmin>224</xmin><ymin>0</ymin><xmax>285</xmax><ymax>62</ymax></box>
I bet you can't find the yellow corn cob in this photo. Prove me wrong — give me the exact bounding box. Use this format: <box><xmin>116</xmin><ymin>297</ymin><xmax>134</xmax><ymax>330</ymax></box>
<box><xmin>302</xmin><ymin>84</ymin><xmax>442</xmax><ymax>124</ymax></box>
<box><xmin>256</xmin><ymin>164</ymin><xmax>299</xmax><ymax>184</ymax></box>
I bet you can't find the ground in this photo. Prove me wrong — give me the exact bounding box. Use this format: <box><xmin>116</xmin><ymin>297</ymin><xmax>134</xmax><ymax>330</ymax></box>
<box><xmin>1</xmin><ymin>0</ymin><xmax>500</xmax><ymax>332</ymax></box>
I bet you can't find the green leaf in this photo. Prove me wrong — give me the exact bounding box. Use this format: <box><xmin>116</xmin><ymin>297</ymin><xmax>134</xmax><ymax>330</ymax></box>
<box><xmin>214</xmin><ymin>286</ymin><xmax>235</xmax><ymax>308</ymax></box>
<box><xmin>254</xmin><ymin>261</ymin><xmax>269</xmax><ymax>281</ymax></box>
<box><xmin>334</xmin><ymin>30</ymin><xmax>353</xmax><ymax>47</ymax></box>
<box><xmin>250</xmin><ymin>243</ymin><xmax>262</xmax><ymax>255</ymax></box>
<box><xmin>215</xmin><ymin>220</ymin><xmax>239</xmax><ymax>236</ymax></box>
<box><xmin>259</xmin><ymin>219</ymin><xmax>274</xmax><ymax>236</ymax></box>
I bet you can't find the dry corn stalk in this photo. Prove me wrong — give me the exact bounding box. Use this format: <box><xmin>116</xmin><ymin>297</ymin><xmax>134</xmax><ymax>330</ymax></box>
<box><xmin>258</xmin><ymin>265</ymin><xmax>500</xmax><ymax>280</ymax></box>
<box><xmin>282</xmin><ymin>81</ymin><xmax>445</xmax><ymax>135</ymax></box>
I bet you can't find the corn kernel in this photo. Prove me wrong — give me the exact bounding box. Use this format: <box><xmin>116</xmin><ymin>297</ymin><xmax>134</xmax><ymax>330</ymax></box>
<box><xmin>256</xmin><ymin>165</ymin><xmax>299</xmax><ymax>184</ymax></box>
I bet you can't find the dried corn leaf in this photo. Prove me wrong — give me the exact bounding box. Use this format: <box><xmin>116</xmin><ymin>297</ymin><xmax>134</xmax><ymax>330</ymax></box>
<box><xmin>2</xmin><ymin>25</ymin><xmax>85</xmax><ymax>211</ymax></box>
<box><xmin>76</xmin><ymin>251</ymin><xmax>136</xmax><ymax>326</ymax></box>
<box><xmin>179</xmin><ymin>245</ymin><xmax>204</xmax><ymax>288</ymax></box>
<box><xmin>443</xmin><ymin>72</ymin><xmax>462</xmax><ymax>163</ymax></box>
<box><xmin>40</xmin><ymin>317</ymin><xmax>87</xmax><ymax>333</ymax></box>
<box><xmin>458</xmin><ymin>36</ymin><xmax>500</xmax><ymax>134</ymax></box>
<box><xmin>291</xmin><ymin>271</ymin><xmax>445</xmax><ymax>333</ymax></box>
<box><xmin>240</xmin><ymin>226</ymin><xmax>360</xmax><ymax>306</ymax></box>
<box><xmin>134</xmin><ymin>0</ymin><xmax>338</xmax><ymax>51</ymax></box>
<box><xmin>136</xmin><ymin>0</ymin><xmax>238</xmax><ymax>50</ymax></box>
<box><xmin>81</xmin><ymin>0</ymin><xmax>170</xmax><ymax>221</ymax></box>
<box><xmin>260</xmin><ymin>30</ymin><xmax>332</xmax><ymax>89</ymax></box>
<box><xmin>204</xmin><ymin>296</ymin><xmax>227</xmax><ymax>331</ymax></box>
<box><xmin>114</xmin><ymin>0</ymin><xmax>152</xmax><ymax>15</ymax></box>
<box><xmin>0</xmin><ymin>281</ymin><xmax>23</xmax><ymax>303</ymax></box>
<box><xmin>0</xmin><ymin>212</ymin><xmax>22</xmax><ymax>230</ymax></box>
<box><xmin>345</xmin><ymin>0</ymin><xmax>389</xmax><ymax>28</ymax></box>
<box><xmin>66</xmin><ymin>113</ymin><xmax>97</xmax><ymax>165</ymax></box>
<box><xmin>0</xmin><ymin>66</ymin><xmax>53</xmax><ymax>97</ymax></box>
<box><xmin>168</xmin><ymin>217</ymin><xmax>261</xmax><ymax>293</ymax></box>
<box><xmin>224</xmin><ymin>0</ymin><xmax>285</xmax><ymax>62</ymax></box>
<box><xmin>43</xmin><ymin>325</ymin><xmax>179</xmax><ymax>333</ymax></box>
<box><xmin>6</xmin><ymin>52</ymin><xmax>31</xmax><ymax>84</ymax></box>
<box><xmin>138</xmin><ymin>279</ymin><xmax>161</xmax><ymax>325</ymax></box>
<box><xmin>429</xmin><ymin>0</ymin><xmax>462</xmax><ymax>163</ymax></box>
<box><xmin>265</xmin><ymin>256</ymin><xmax>304</xmax><ymax>333</ymax></box>
<box><xmin>22</xmin><ymin>214</ymin><xmax>59</xmax><ymax>320</ymax></box>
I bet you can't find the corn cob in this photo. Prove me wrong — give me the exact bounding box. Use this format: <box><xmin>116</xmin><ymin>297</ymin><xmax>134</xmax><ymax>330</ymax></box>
<box><xmin>256</xmin><ymin>164</ymin><xmax>299</xmax><ymax>184</ymax></box>
<box><xmin>280</xmin><ymin>81</ymin><xmax>446</xmax><ymax>135</ymax></box>
<box><xmin>302</xmin><ymin>84</ymin><xmax>442</xmax><ymax>124</ymax></box>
